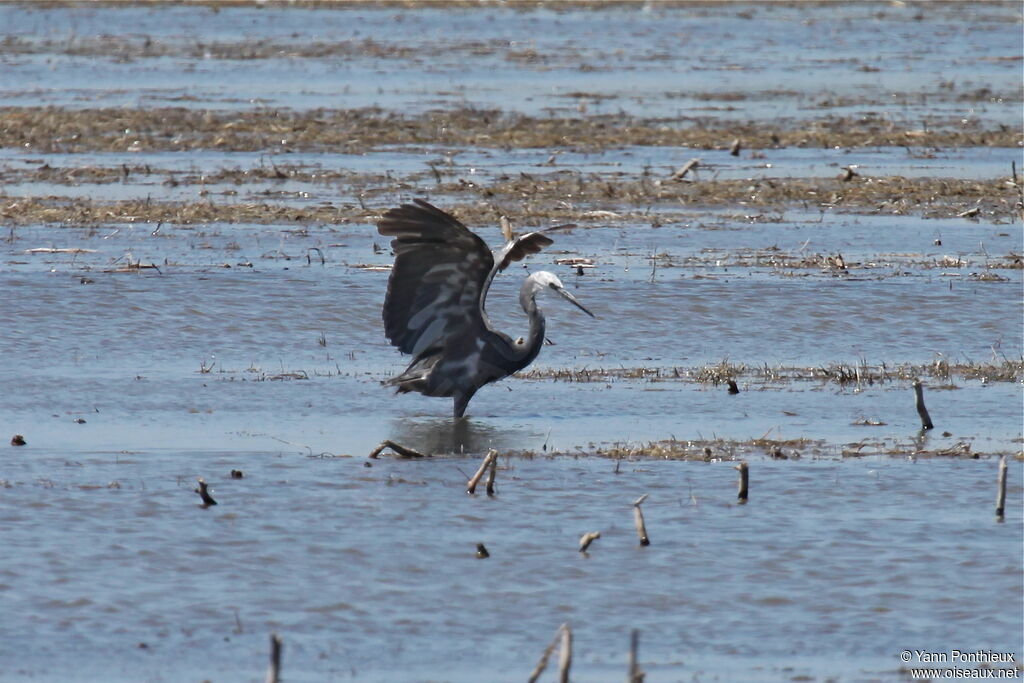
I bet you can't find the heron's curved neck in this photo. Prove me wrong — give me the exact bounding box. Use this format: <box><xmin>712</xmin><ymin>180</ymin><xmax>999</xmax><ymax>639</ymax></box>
<box><xmin>517</xmin><ymin>281</ymin><xmax>547</xmax><ymax>364</ymax></box>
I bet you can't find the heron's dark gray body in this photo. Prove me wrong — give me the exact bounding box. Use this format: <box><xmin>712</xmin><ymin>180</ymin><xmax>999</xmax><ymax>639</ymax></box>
<box><xmin>377</xmin><ymin>199</ymin><xmax>592</xmax><ymax>418</ymax></box>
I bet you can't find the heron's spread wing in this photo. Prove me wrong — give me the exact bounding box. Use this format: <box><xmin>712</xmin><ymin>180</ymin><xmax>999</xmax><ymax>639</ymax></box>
<box><xmin>378</xmin><ymin>200</ymin><xmax>494</xmax><ymax>356</ymax></box>
<box><xmin>495</xmin><ymin>231</ymin><xmax>555</xmax><ymax>271</ymax></box>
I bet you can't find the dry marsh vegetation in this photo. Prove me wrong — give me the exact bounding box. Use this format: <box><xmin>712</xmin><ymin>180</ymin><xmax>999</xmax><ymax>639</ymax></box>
<box><xmin>3</xmin><ymin>174</ymin><xmax>1020</xmax><ymax>223</ymax></box>
<box><xmin>512</xmin><ymin>434</ymin><xmax>1020</xmax><ymax>461</ymax></box>
<box><xmin>2</xmin><ymin>107</ymin><xmax>1019</xmax><ymax>154</ymax></box>
<box><xmin>520</xmin><ymin>359</ymin><xmax>1024</xmax><ymax>385</ymax></box>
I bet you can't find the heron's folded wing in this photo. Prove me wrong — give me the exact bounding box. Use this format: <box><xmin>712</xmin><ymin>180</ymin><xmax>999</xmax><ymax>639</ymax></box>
<box><xmin>377</xmin><ymin>199</ymin><xmax>494</xmax><ymax>355</ymax></box>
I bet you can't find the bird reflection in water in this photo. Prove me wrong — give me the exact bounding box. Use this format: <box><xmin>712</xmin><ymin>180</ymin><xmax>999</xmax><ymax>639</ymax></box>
<box><xmin>386</xmin><ymin>417</ymin><xmax>523</xmax><ymax>455</ymax></box>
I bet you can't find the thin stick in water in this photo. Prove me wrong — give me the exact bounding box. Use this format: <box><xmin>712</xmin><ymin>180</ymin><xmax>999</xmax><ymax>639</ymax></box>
<box><xmin>265</xmin><ymin>633</ymin><xmax>282</xmax><ymax>683</ymax></box>
<box><xmin>912</xmin><ymin>380</ymin><xmax>934</xmax><ymax>430</ymax></box>
<box><xmin>670</xmin><ymin>158</ymin><xmax>700</xmax><ymax>181</ymax></box>
<box><xmin>628</xmin><ymin>629</ymin><xmax>645</xmax><ymax>682</ymax></box>
<box><xmin>633</xmin><ymin>493</ymin><xmax>650</xmax><ymax>546</ymax></box>
<box><xmin>527</xmin><ymin>625</ymin><xmax>562</xmax><ymax>683</ymax></box>
<box><xmin>486</xmin><ymin>452</ymin><xmax>498</xmax><ymax>496</ymax></box>
<box><xmin>996</xmin><ymin>455</ymin><xmax>1008</xmax><ymax>521</ymax></box>
<box><xmin>467</xmin><ymin>449</ymin><xmax>497</xmax><ymax>494</ymax></box>
<box><xmin>735</xmin><ymin>462</ymin><xmax>749</xmax><ymax>503</ymax></box>
<box><xmin>558</xmin><ymin>623</ymin><xmax>572</xmax><ymax>683</ymax></box>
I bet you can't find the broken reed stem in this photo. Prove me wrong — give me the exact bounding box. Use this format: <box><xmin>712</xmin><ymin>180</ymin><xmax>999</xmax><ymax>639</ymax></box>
<box><xmin>367</xmin><ymin>439</ymin><xmax>428</xmax><ymax>459</ymax></box>
<box><xmin>628</xmin><ymin>629</ymin><xmax>644</xmax><ymax>683</ymax></box>
<box><xmin>669</xmin><ymin>158</ymin><xmax>700</xmax><ymax>181</ymax></box>
<box><xmin>527</xmin><ymin>624</ymin><xmax>563</xmax><ymax>683</ymax></box>
<box><xmin>633</xmin><ymin>493</ymin><xmax>650</xmax><ymax>546</ymax></box>
<box><xmin>486</xmin><ymin>452</ymin><xmax>498</xmax><ymax>496</ymax></box>
<box><xmin>558</xmin><ymin>623</ymin><xmax>572</xmax><ymax>683</ymax></box>
<box><xmin>195</xmin><ymin>478</ymin><xmax>217</xmax><ymax>506</ymax></box>
<box><xmin>996</xmin><ymin>455</ymin><xmax>1008</xmax><ymax>520</ymax></box>
<box><xmin>265</xmin><ymin>633</ymin><xmax>282</xmax><ymax>683</ymax></box>
<box><xmin>578</xmin><ymin>531</ymin><xmax>601</xmax><ymax>553</ymax></box>
<box><xmin>735</xmin><ymin>462</ymin><xmax>749</xmax><ymax>503</ymax></box>
<box><xmin>467</xmin><ymin>449</ymin><xmax>498</xmax><ymax>494</ymax></box>
<box><xmin>912</xmin><ymin>380</ymin><xmax>934</xmax><ymax>430</ymax></box>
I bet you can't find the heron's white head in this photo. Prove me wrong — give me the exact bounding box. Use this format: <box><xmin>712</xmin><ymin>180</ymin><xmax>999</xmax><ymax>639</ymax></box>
<box><xmin>524</xmin><ymin>271</ymin><xmax>595</xmax><ymax>317</ymax></box>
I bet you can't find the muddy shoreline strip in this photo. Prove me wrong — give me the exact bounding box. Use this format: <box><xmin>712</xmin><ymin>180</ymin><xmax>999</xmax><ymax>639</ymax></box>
<box><xmin>2</xmin><ymin>174</ymin><xmax>1018</xmax><ymax>222</ymax></box>
<box><xmin>519</xmin><ymin>360</ymin><xmax>1024</xmax><ymax>385</ymax></box>
<box><xmin>2</xmin><ymin>107</ymin><xmax>1019</xmax><ymax>154</ymax></box>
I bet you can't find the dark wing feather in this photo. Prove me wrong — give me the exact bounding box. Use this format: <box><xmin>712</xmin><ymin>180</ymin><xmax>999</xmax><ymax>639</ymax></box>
<box><xmin>377</xmin><ymin>199</ymin><xmax>494</xmax><ymax>356</ymax></box>
<box><xmin>495</xmin><ymin>231</ymin><xmax>555</xmax><ymax>271</ymax></box>
<box><xmin>494</xmin><ymin>223</ymin><xmax>574</xmax><ymax>272</ymax></box>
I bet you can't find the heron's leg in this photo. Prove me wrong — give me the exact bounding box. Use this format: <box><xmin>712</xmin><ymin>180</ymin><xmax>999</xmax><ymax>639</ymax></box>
<box><xmin>453</xmin><ymin>389</ymin><xmax>476</xmax><ymax>419</ymax></box>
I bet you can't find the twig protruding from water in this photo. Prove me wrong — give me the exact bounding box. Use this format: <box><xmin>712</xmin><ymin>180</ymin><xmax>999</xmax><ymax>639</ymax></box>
<box><xmin>306</xmin><ymin>247</ymin><xmax>325</xmax><ymax>265</ymax></box>
<box><xmin>527</xmin><ymin>624</ymin><xmax>564</xmax><ymax>683</ymax></box>
<box><xmin>367</xmin><ymin>440</ymin><xmax>429</xmax><ymax>459</ymax></box>
<box><xmin>633</xmin><ymin>493</ymin><xmax>651</xmax><ymax>546</ymax></box>
<box><xmin>486</xmin><ymin>452</ymin><xmax>498</xmax><ymax>496</ymax></box>
<box><xmin>195</xmin><ymin>478</ymin><xmax>217</xmax><ymax>507</ymax></box>
<box><xmin>558</xmin><ymin>623</ymin><xmax>573</xmax><ymax>683</ymax></box>
<box><xmin>578</xmin><ymin>531</ymin><xmax>601</xmax><ymax>553</ymax></box>
<box><xmin>735</xmin><ymin>462</ymin><xmax>749</xmax><ymax>503</ymax></box>
<box><xmin>912</xmin><ymin>380</ymin><xmax>934</xmax><ymax>430</ymax></box>
<box><xmin>628</xmin><ymin>629</ymin><xmax>645</xmax><ymax>682</ymax></box>
<box><xmin>996</xmin><ymin>455</ymin><xmax>1008</xmax><ymax>521</ymax></box>
<box><xmin>265</xmin><ymin>633</ymin><xmax>282</xmax><ymax>683</ymax></box>
<box><xmin>467</xmin><ymin>449</ymin><xmax>498</xmax><ymax>494</ymax></box>
<box><xmin>669</xmin><ymin>158</ymin><xmax>700</xmax><ymax>181</ymax></box>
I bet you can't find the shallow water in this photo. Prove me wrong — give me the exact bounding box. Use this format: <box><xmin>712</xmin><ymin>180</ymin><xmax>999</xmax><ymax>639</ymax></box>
<box><xmin>1</xmin><ymin>452</ymin><xmax>1021</xmax><ymax>682</ymax></box>
<box><xmin>2</xmin><ymin>3</ymin><xmax>1021</xmax><ymax>123</ymax></box>
<box><xmin>1</xmin><ymin>2</ymin><xmax>1022</xmax><ymax>681</ymax></box>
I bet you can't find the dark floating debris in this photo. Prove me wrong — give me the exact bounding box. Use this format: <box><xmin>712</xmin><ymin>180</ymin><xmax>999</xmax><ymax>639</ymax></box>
<box><xmin>475</xmin><ymin>543</ymin><xmax>490</xmax><ymax>559</ymax></box>
<box><xmin>367</xmin><ymin>440</ymin><xmax>429</xmax><ymax>459</ymax></box>
<box><xmin>727</xmin><ymin>379</ymin><xmax>740</xmax><ymax>394</ymax></box>
<box><xmin>74</xmin><ymin>418</ymin><xmax>87</xmax><ymax>424</ymax></box>
<box><xmin>10</xmin><ymin>434</ymin><xmax>26</xmax><ymax>446</ymax></box>
<box><xmin>195</xmin><ymin>478</ymin><xmax>217</xmax><ymax>507</ymax></box>
<box><xmin>230</xmin><ymin>469</ymin><xmax>244</xmax><ymax>479</ymax></box>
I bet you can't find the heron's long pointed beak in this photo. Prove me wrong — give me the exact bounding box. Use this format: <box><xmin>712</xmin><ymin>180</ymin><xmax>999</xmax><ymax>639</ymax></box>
<box><xmin>556</xmin><ymin>286</ymin><xmax>595</xmax><ymax>317</ymax></box>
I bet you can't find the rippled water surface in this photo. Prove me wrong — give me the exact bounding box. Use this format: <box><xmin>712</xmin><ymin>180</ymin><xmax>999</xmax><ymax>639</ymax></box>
<box><xmin>1</xmin><ymin>2</ymin><xmax>1022</xmax><ymax>681</ymax></box>
<box><xmin>2</xmin><ymin>452</ymin><xmax>1022</xmax><ymax>682</ymax></box>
